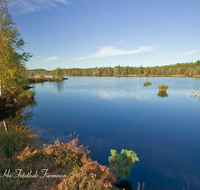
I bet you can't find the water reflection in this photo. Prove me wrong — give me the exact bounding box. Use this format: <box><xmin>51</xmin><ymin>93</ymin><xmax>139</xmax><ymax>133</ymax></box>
<box><xmin>0</xmin><ymin>100</ymin><xmax>37</xmax><ymax>130</ymax></box>
<box><xmin>157</xmin><ymin>92</ymin><xmax>168</xmax><ymax>98</ymax></box>
<box><xmin>19</xmin><ymin>77</ymin><xmax>200</xmax><ymax>190</ymax></box>
<box><xmin>54</xmin><ymin>81</ymin><xmax>65</xmax><ymax>92</ymax></box>
<box><xmin>95</xmin><ymin>89</ymin><xmax>149</xmax><ymax>101</ymax></box>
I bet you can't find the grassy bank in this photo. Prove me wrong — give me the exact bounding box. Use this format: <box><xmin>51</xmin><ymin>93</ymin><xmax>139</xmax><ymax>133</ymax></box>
<box><xmin>0</xmin><ymin>90</ymin><xmax>36</xmax><ymax>112</ymax></box>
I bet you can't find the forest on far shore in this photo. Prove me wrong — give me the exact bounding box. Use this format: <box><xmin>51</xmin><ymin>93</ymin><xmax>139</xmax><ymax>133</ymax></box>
<box><xmin>27</xmin><ymin>60</ymin><xmax>200</xmax><ymax>77</ymax></box>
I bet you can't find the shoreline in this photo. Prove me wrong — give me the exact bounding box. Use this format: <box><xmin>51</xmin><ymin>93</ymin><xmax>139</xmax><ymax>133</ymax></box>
<box><xmin>40</xmin><ymin>74</ymin><xmax>200</xmax><ymax>78</ymax></box>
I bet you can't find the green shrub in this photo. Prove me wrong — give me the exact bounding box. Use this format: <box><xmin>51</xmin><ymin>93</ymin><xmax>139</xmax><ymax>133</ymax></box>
<box><xmin>143</xmin><ymin>81</ymin><xmax>152</xmax><ymax>86</ymax></box>
<box><xmin>108</xmin><ymin>149</ymin><xmax>139</xmax><ymax>179</ymax></box>
<box><xmin>56</xmin><ymin>161</ymin><xmax>118</xmax><ymax>190</ymax></box>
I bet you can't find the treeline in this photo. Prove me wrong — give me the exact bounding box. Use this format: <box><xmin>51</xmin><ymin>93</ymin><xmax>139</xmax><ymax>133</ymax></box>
<box><xmin>27</xmin><ymin>60</ymin><xmax>200</xmax><ymax>77</ymax></box>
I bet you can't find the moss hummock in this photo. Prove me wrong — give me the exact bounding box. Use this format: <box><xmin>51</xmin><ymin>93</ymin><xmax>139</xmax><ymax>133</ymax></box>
<box><xmin>143</xmin><ymin>81</ymin><xmax>152</xmax><ymax>86</ymax></box>
<box><xmin>158</xmin><ymin>85</ymin><xmax>168</xmax><ymax>92</ymax></box>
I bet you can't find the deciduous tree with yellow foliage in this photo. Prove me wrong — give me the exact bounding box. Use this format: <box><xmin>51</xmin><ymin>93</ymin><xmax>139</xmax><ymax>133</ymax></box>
<box><xmin>0</xmin><ymin>0</ymin><xmax>32</xmax><ymax>98</ymax></box>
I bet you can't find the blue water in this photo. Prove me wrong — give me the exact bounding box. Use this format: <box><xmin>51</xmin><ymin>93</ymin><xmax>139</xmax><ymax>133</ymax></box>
<box><xmin>27</xmin><ymin>77</ymin><xmax>200</xmax><ymax>190</ymax></box>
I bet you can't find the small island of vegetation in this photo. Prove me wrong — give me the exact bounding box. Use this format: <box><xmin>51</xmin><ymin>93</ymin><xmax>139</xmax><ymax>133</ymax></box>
<box><xmin>158</xmin><ymin>85</ymin><xmax>169</xmax><ymax>92</ymax></box>
<box><xmin>143</xmin><ymin>81</ymin><xmax>152</xmax><ymax>86</ymax></box>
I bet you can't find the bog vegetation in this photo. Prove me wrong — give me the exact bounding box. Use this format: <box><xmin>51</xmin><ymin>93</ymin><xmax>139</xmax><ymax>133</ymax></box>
<box><xmin>143</xmin><ymin>81</ymin><xmax>152</xmax><ymax>86</ymax></box>
<box><xmin>158</xmin><ymin>85</ymin><xmax>169</xmax><ymax>92</ymax></box>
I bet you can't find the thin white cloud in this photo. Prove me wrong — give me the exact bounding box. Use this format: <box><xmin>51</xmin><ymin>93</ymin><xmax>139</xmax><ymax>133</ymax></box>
<box><xmin>55</xmin><ymin>0</ymin><xmax>68</xmax><ymax>4</ymax></box>
<box><xmin>168</xmin><ymin>49</ymin><xmax>196</xmax><ymax>56</ymax></box>
<box><xmin>8</xmin><ymin>0</ymin><xmax>69</xmax><ymax>14</ymax></box>
<box><xmin>95</xmin><ymin>89</ymin><xmax>149</xmax><ymax>101</ymax></box>
<box><xmin>46</xmin><ymin>56</ymin><xmax>58</xmax><ymax>61</ymax></box>
<box><xmin>72</xmin><ymin>57</ymin><xmax>87</xmax><ymax>60</ymax></box>
<box><xmin>82</xmin><ymin>61</ymin><xmax>91</xmax><ymax>63</ymax></box>
<box><xmin>71</xmin><ymin>45</ymin><xmax>156</xmax><ymax>60</ymax></box>
<box><xmin>115</xmin><ymin>39</ymin><xmax>124</xmax><ymax>46</ymax></box>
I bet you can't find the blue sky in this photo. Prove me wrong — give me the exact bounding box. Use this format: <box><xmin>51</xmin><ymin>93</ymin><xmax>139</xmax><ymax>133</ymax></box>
<box><xmin>7</xmin><ymin>0</ymin><xmax>200</xmax><ymax>70</ymax></box>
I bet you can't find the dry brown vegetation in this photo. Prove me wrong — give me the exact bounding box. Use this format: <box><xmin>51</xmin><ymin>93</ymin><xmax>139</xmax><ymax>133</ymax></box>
<box><xmin>0</xmin><ymin>137</ymin><xmax>121</xmax><ymax>190</ymax></box>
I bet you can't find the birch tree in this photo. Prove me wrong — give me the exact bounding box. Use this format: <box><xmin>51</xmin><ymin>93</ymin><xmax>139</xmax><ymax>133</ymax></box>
<box><xmin>0</xmin><ymin>0</ymin><xmax>32</xmax><ymax>98</ymax></box>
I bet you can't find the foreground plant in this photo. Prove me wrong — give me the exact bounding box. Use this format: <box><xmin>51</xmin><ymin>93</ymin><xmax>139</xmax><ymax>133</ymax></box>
<box><xmin>0</xmin><ymin>127</ymin><xmax>37</xmax><ymax>157</ymax></box>
<box><xmin>56</xmin><ymin>161</ymin><xmax>118</xmax><ymax>190</ymax></box>
<box><xmin>108</xmin><ymin>149</ymin><xmax>139</xmax><ymax>179</ymax></box>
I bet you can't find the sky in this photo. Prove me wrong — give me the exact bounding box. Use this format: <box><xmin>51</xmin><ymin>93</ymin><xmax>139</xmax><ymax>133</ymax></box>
<box><xmin>7</xmin><ymin>0</ymin><xmax>200</xmax><ymax>70</ymax></box>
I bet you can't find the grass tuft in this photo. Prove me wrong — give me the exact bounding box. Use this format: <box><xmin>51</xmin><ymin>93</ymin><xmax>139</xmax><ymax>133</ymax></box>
<box><xmin>158</xmin><ymin>85</ymin><xmax>168</xmax><ymax>92</ymax></box>
<box><xmin>143</xmin><ymin>81</ymin><xmax>152</xmax><ymax>86</ymax></box>
<box><xmin>0</xmin><ymin>127</ymin><xmax>38</xmax><ymax>157</ymax></box>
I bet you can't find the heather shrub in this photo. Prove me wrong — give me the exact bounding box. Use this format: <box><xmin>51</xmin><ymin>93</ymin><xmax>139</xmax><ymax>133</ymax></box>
<box><xmin>79</xmin><ymin>161</ymin><xmax>116</xmax><ymax>184</ymax></box>
<box><xmin>56</xmin><ymin>171</ymin><xmax>118</xmax><ymax>190</ymax></box>
<box><xmin>17</xmin><ymin>138</ymin><xmax>90</xmax><ymax>168</ymax></box>
<box><xmin>54</xmin><ymin>160</ymin><xmax>118</xmax><ymax>190</ymax></box>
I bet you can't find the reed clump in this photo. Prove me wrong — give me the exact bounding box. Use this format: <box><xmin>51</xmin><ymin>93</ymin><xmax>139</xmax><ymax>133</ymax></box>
<box><xmin>143</xmin><ymin>81</ymin><xmax>152</xmax><ymax>86</ymax></box>
<box><xmin>0</xmin><ymin>127</ymin><xmax>37</xmax><ymax>158</ymax></box>
<box><xmin>158</xmin><ymin>85</ymin><xmax>168</xmax><ymax>92</ymax></box>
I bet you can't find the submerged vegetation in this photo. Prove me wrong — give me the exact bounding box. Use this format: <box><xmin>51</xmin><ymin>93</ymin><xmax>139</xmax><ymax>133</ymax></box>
<box><xmin>158</xmin><ymin>85</ymin><xmax>169</xmax><ymax>92</ymax></box>
<box><xmin>143</xmin><ymin>81</ymin><xmax>152</xmax><ymax>86</ymax></box>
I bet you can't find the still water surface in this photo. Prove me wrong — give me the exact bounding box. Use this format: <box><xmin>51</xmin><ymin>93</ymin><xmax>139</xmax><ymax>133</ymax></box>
<box><xmin>27</xmin><ymin>77</ymin><xmax>200</xmax><ymax>190</ymax></box>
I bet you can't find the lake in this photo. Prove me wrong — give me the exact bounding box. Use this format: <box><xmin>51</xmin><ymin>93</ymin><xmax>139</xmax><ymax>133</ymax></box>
<box><xmin>25</xmin><ymin>77</ymin><xmax>200</xmax><ymax>190</ymax></box>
